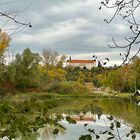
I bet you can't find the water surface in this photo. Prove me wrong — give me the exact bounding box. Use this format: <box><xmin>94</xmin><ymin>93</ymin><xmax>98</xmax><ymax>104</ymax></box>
<box><xmin>21</xmin><ymin>97</ymin><xmax>140</xmax><ymax>140</ymax></box>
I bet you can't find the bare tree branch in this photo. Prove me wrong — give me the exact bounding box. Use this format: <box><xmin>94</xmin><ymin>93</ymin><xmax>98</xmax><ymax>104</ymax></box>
<box><xmin>100</xmin><ymin>0</ymin><xmax>140</xmax><ymax>68</ymax></box>
<box><xmin>0</xmin><ymin>11</ymin><xmax>31</xmax><ymax>27</ymax></box>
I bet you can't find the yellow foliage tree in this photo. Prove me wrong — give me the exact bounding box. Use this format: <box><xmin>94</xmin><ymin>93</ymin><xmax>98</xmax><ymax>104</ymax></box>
<box><xmin>48</xmin><ymin>68</ymin><xmax>66</xmax><ymax>81</ymax></box>
<box><xmin>0</xmin><ymin>30</ymin><xmax>11</xmax><ymax>56</ymax></box>
<box><xmin>77</xmin><ymin>71</ymin><xmax>85</xmax><ymax>84</ymax></box>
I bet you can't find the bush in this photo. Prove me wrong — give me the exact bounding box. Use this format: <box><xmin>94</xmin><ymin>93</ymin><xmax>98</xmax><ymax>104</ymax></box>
<box><xmin>47</xmin><ymin>81</ymin><xmax>86</xmax><ymax>94</ymax></box>
<box><xmin>0</xmin><ymin>88</ymin><xmax>7</xmax><ymax>96</ymax></box>
<box><xmin>16</xmin><ymin>83</ymin><xmax>29</xmax><ymax>92</ymax></box>
<box><xmin>16</xmin><ymin>82</ymin><xmax>39</xmax><ymax>92</ymax></box>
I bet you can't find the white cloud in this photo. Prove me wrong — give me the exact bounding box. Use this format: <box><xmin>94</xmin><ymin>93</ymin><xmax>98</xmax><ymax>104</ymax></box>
<box><xmin>85</xmin><ymin>35</ymin><xmax>109</xmax><ymax>46</ymax></box>
<box><xmin>115</xmin><ymin>24</ymin><xmax>128</xmax><ymax>32</ymax></box>
<box><xmin>13</xmin><ymin>18</ymin><xmax>93</xmax><ymax>45</ymax></box>
<box><xmin>29</xmin><ymin>13</ymin><xmax>46</xmax><ymax>25</ymax></box>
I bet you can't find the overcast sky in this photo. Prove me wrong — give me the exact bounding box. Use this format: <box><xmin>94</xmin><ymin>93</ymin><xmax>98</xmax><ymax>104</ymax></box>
<box><xmin>0</xmin><ymin>0</ymin><xmax>140</xmax><ymax>66</ymax></box>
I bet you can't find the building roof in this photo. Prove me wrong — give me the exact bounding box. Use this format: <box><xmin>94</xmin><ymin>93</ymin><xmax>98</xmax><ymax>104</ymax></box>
<box><xmin>67</xmin><ymin>60</ymin><xmax>96</xmax><ymax>64</ymax></box>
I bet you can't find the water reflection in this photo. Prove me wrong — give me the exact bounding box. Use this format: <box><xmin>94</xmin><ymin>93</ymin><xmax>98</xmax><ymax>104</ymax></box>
<box><xmin>37</xmin><ymin>113</ymin><xmax>140</xmax><ymax>140</ymax></box>
<box><xmin>1</xmin><ymin>98</ymin><xmax>140</xmax><ymax>140</ymax></box>
<box><xmin>59</xmin><ymin>115</ymin><xmax>133</xmax><ymax>140</ymax></box>
<box><xmin>36</xmin><ymin>98</ymin><xmax>140</xmax><ymax>140</ymax></box>
<box><xmin>52</xmin><ymin>98</ymin><xmax>140</xmax><ymax>131</ymax></box>
<box><xmin>37</xmin><ymin>125</ymin><xmax>65</xmax><ymax>140</ymax></box>
<box><xmin>134</xmin><ymin>98</ymin><xmax>140</xmax><ymax>106</ymax></box>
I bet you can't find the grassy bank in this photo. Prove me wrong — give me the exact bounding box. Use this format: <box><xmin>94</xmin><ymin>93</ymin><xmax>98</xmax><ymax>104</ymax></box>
<box><xmin>3</xmin><ymin>91</ymin><xmax>132</xmax><ymax>102</ymax></box>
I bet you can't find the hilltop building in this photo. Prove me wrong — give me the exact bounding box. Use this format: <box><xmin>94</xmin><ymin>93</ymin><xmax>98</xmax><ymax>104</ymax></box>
<box><xmin>67</xmin><ymin>57</ymin><xmax>96</xmax><ymax>69</ymax></box>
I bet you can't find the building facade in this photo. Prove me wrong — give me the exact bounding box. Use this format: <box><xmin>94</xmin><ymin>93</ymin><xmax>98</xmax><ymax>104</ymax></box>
<box><xmin>67</xmin><ymin>59</ymin><xmax>96</xmax><ymax>69</ymax></box>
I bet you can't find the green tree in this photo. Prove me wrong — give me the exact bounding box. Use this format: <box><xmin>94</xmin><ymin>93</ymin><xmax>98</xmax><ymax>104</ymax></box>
<box><xmin>13</xmin><ymin>48</ymin><xmax>41</xmax><ymax>91</ymax></box>
<box><xmin>56</xmin><ymin>55</ymin><xmax>66</xmax><ymax>68</ymax></box>
<box><xmin>131</xmin><ymin>57</ymin><xmax>140</xmax><ymax>90</ymax></box>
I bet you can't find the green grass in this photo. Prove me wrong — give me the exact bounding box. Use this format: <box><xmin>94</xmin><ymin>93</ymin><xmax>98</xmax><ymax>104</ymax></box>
<box><xmin>4</xmin><ymin>92</ymin><xmax>132</xmax><ymax>102</ymax></box>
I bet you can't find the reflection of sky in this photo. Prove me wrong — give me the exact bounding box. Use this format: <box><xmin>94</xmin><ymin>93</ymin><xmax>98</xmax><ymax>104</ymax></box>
<box><xmin>37</xmin><ymin>114</ymin><xmax>140</xmax><ymax>140</ymax></box>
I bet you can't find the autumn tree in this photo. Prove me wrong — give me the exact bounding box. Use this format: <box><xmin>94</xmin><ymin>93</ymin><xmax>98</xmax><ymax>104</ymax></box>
<box><xmin>0</xmin><ymin>31</ymin><xmax>11</xmax><ymax>89</ymax></box>
<box><xmin>41</xmin><ymin>49</ymin><xmax>67</xmax><ymax>86</ymax></box>
<box><xmin>0</xmin><ymin>2</ymin><xmax>32</xmax><ymax>57</ymax></box>
<box><xmin>0</xmin><ymin>31</ymin><xmax>11</xmax><ymax>56</ymax></box>
<box><xmin>131</xmin><ymin>56</ymin><xmax>140</xmax><ymax>90</ymax></box>
<box><xmin>0</xmin><ymin>2</ymin><xmax>32</xmax><ymax>92</ymax></box>
<box><xmin>76</xmin><ymin>71</ymin><xmax>85</xmax><ymax>84</ymax></box>
<box><xmin>96</xmin><ymin>60</ymin><xmax>140</xmax><ymax>93</ymax></box>
<box><xmin>48</xmin><ymin>68</ymin><xmax>66</xmax><ymax>82</ymax></box>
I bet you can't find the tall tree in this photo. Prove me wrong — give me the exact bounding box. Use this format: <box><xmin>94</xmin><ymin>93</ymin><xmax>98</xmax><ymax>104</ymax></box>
<box><xmin>14</xmin><ymin>48</ymin><xmax>41</xmax><ymax>91</ymax></box>
<box><xmin>131</xmin><ymin>56</ymin><xmax>140</xmax><ymax>90</ymax></box>
<box><xmin>42</xmin><ymin>49</ymin><xmax>59</xmax><ymax>66</ymax></box>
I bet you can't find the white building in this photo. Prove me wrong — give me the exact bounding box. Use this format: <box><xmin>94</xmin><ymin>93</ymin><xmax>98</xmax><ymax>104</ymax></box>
<box><xmin>67</xmin><ymin>59</ymin><xmax>96</xmax><ymax>69</ymax></box>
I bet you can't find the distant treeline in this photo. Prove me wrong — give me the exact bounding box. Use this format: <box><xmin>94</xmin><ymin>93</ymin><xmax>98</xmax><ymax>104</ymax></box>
<box><xmin>0</xmin><ymin>47</ymin><xmax>139</xmax><ymax>95</ymax></box>
<box><xmin>0</xmin><ymin>31</ymin><xmax>139</xmax><ymax>94</ymax></box>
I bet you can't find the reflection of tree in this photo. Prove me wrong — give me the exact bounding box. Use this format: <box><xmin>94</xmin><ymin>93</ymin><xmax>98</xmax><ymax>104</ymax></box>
<box><xmin>51</xmin><ymin>98</ymin><xmax>140</xmax><ymax>131</ymax></box>
<box><xmin>88</xmin><ymin>98</ymin><xmax>140</xmax><ymax>132</ymax></box>
<box><xmin>38</xmin><ymin>124</ymin><xmax>65</xmax><ymax>140</ymax></box>
<box><xmin>80</xmin><ymin>115</ymin><xmax>138</xmax><ymax>140</ymax></box>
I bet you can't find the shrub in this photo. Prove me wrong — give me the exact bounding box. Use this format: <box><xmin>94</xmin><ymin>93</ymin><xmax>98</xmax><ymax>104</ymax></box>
<box><xmin>16</xmin><ymin>82</ymin><xmax>39</xmax><ymax>92</ymax></box>
<box><xmin>16</xmin><ymin>83</ymin><xmax>29</xmax><ymax>92</ymax></box>
<box><xmin>0</xmin><ymin>88</ymin><xmax>7</xmax><ymax>96</ymax></box>
<box><xmin>47</xmin><ymin>81</ymin><xmax>86</xmax><ymax>94</ymax></box>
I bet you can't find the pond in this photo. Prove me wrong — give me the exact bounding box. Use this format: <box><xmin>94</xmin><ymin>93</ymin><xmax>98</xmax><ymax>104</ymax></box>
<box><xmin>0</xmin><ymin>97</ymin><xmax>140</xmax><ymax>140</ymax></box>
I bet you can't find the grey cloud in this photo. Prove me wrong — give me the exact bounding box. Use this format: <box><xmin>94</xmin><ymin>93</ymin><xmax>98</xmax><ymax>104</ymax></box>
<box><xmin>1</xmin><ymin>0</ymin><xmax>138</xmax><ymax>65</ymax></box>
